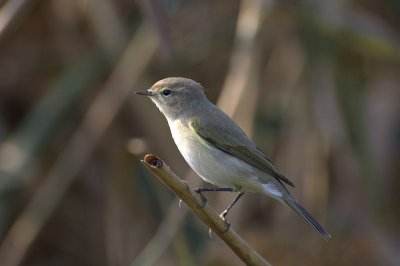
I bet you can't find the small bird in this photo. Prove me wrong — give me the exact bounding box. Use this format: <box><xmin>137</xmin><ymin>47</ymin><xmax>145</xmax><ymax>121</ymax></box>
<box><xmin>136</xmin><ymin>77</ymin><xmax>330</xmax><ymax>240</ymax></box>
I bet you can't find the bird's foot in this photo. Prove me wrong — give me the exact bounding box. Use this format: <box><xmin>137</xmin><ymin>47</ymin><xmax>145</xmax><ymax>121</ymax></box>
<box><xmin>219</xmin><ymin>209</ymin><xmax>228</xmax><ymax>221</ymax></box>
<box><xmin>194</xmin><ymin>188</ymin><xmax>207</xmax><ymax>209</ymax></box>
<box><xmin>219</xmin><ymin>210</ymin><xmax>231</xmax><ymax>232</ymax></box>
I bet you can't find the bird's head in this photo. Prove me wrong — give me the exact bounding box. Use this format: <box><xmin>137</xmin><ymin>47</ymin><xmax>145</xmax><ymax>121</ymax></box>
<box><xmin>136</xmin><ymin>77</ymin><xmax>207</xmax><ymax>120</ymax></box>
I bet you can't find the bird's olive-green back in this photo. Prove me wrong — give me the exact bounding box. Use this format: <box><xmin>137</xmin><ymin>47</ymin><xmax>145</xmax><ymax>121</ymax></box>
<box><xmin>190</xmin><ymin>118</ymin><xmax>294</xmax><ymax>188</ymax></box>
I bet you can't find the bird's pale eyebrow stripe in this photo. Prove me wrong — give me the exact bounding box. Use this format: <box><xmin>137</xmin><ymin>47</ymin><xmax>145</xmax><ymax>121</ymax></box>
<box><xmin>152</xmin><ymin>83</ymin><xmax>175</xmax><ymax>90</ymax></box>
<box><xmin>151</xmin><ymin>84</ymin><xmax>165</xmax><ymax>90</ymax></box>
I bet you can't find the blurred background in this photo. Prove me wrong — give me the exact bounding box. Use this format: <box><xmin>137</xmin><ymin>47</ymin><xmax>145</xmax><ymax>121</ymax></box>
<box><xmin>0</xmin><ymin>0</ymin><xmax>399</xmax><ymax>265</ymax></box>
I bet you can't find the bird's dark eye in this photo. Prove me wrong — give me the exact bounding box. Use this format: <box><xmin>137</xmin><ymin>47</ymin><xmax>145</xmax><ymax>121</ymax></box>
<box><xmin>162</xmin><ymin>89</ymin><xmax>172</xmax><ymax>96</ymax></box>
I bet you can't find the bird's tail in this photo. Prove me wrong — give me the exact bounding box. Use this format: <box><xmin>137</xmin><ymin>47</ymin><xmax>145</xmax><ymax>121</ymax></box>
<box><xmin>285</xmin><ymin>197</ymin><xmax>331</xmax><ymax>240</ymax></box>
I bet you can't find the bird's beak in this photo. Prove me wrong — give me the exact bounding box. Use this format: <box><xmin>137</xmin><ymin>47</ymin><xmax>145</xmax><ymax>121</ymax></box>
<box><xmin>135</xmin><ymin>90</ymin><xmax>154</xmax><ymax>96</ymax></box>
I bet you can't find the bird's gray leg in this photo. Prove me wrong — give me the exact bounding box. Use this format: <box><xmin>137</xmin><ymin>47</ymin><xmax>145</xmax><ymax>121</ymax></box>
<box><xmin>194</xmin><ymin>187</ymin><xmax>234</xmax><ymax>208</ymax></box>
<box><xmin>220</xmin><ymin>192</ymin><xmax>245</xmax><ymax>222</ymax></box>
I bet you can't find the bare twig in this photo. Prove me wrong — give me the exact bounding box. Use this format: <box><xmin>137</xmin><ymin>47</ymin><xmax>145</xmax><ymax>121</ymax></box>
<box><xmin>141</xmin><ymin>154</ymin><xmax>272</xmax><ymax>266</ymax></box>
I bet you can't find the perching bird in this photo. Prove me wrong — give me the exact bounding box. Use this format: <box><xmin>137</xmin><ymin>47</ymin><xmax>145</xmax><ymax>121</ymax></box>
<box><xmin>136</xmin><ymin>77</ymin><xmax>330</xmax><ymax>240</ymax></box>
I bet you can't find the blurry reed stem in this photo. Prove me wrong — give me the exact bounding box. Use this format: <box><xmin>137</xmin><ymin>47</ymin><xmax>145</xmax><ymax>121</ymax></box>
<box><xmin>0</xmin><ymin>0</ymin><xmax>34</xmax><ymax>42</ymax></box>
<box><xmin>0</xmin><ymin>22</ymin><xmax>157</xmax><ymax>266</ymax></box>
<box><xmin>217</xmin><ymin>0</ymin><xmax>265</xmax><ymax>133</ymax></box>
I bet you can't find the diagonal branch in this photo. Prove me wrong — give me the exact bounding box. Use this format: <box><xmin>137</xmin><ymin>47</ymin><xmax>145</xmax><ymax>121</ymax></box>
<box><xmin>141</xmin><ymin>154</ymin><xmax>272</xmax><ymax>266</ymax></box>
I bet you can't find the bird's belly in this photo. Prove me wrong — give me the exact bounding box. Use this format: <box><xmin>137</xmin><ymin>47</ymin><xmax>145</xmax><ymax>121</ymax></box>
<box><xmin>174</xmin><ymin>133</ymin><xmax>260</xmax><ymax>190</ymax></box>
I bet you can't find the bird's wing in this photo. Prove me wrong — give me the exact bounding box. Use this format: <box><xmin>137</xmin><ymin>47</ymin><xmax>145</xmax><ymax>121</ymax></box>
<box><xmin>190</xmin><ymin>118</ymin><xmax>294</xmax><ymax>187</ymax></box>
